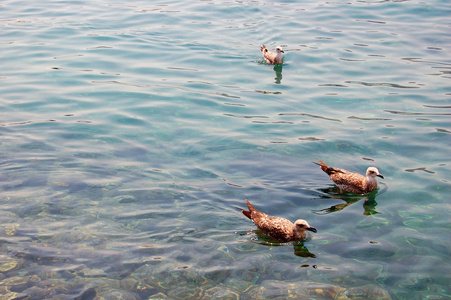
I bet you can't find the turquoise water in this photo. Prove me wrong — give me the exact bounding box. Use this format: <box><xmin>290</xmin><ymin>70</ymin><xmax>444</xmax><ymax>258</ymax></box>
<box><xmin>1</xmin><ymin>0</ymin><xmax>450</xmax><ymax>298</ymax></box>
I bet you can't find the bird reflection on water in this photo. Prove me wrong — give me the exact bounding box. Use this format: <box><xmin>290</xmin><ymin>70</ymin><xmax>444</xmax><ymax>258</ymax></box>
<box><xmin>312</xmin><ymin>183</ymin><xmax>388</xmax><ymax>216</ymax></box>
<box><xmin>239</xmin><ymin>230</ymin><xmax>316</xmax><ymax>258</ymax></box>
<box><xmin>273</xmin><ymin>64</ymin><xmax>283</xmax><ymax>84</ymax></box>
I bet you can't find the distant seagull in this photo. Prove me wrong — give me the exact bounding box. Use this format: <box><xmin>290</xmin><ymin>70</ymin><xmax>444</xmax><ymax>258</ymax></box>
<box><xmin>237</xmin><ymin>199</ymin><xmax>317</xmax><ymax>242</ymax></box>
<box><xmin>315</xmin><ymin>159</ymin><xmax>384</xmax><ymax>194</ymax></box>
<box><xmin>261</xmin><ymin>44</ymin><xmax>284</xmax><ymax>65</ymax></box>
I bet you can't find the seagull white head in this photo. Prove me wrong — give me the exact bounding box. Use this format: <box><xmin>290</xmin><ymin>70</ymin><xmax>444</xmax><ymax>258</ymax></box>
<box><xmin>294</xmin><ymin>219</ymin><xmax>317</xmax><ymax>233</ymax></box>
<box><xmin>275</xmin><ymin>46</ymin><xmax>284</xmax><ymax>54</ymax></box>
<box><xmin>366</xmin><ymin>167</ymin><xmax>384</xmax><ymax>179</ymax></box>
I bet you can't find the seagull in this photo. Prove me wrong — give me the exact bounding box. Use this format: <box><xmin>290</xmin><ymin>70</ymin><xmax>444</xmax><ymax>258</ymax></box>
<box><xmin>261</xmin><ymin>45</ymin><xmax>284</xmax><ymax>65</ymax></box>
<box><xmin>237</xmin><ymin>199</ymin><xmax>317</xmax><ymax>242</ymax></box>
<box><xmin>314</xmin><ymin>159</ymin><xmax>384</xmax><ymax>194</ymax></box>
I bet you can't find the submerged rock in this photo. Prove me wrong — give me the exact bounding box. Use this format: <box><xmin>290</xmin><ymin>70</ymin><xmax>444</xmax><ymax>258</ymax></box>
<box><xmin>0</xmin><ymin>292</ymin><xmax>28</xmax><ymax>300</ymax></box>
<box><xmin>204</xmin><ymin>286</ymin><xmax>239</xmax><ymax>299</ymax></box>
<box><xmin>347</xmin><ymin>284</ymin><xmax>392</xmax><ymax>299</ymax></box>
<box><xmin>0</xmin><ymin>255</ymin><xmax>19</xmax><ymax>272</ymax></box>
<box><xmin>249</xmin><ymin>280</ymin><xmax>346</xmax><ymax>299</ymax></box>
<box><xmin>99</xmin><ymin>289</ymin><xmax>141</xmax><ymax>300</ymax></box>
<box><xmin>148</xmin><ymin>292</ymin><xmax>169</xmax><ymax>299</ymax></box>
<box><xmin>167</xmin><ymin>286</ymin><xmax>203</xmax><ymax>299</ymax></box>
<box><xmin>0</xmin><ymin>276</ymin><xmax>29</xmax><ymax>286</ymax></box>
<box><xmin>248</xmin><ymin>280</ymin><xmax>392</xmax><ymax>299</ymax></box>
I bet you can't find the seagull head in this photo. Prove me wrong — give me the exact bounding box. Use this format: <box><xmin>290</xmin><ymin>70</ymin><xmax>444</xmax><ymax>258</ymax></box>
<box><xmin>294</xmin><ymin>219</ymin><xmax>317</xmax><ymax>233</ymax></box>
<box><xmin>275</xmin><ymin>46</ymin><xmax>284</xmax><ymax>54</ymax></box>
<box><xmin>366</xmin><ymin>167</ymin><xmax>384</xmax><ymax>179</ymax></box>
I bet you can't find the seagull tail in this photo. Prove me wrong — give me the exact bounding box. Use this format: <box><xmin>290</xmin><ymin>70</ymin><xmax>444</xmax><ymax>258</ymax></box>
<box><xmin>316</xmin><ymin>159</ymin><xmax>343</xmax><ymax>175</ymax></box>
<box><xmin>235</xmin><ymin>205</ymin><xmax>252</xmax><ymax>220</ymax></box>
<box><xmin>260</xmin><ymin>45</ymin><xmax>267</xmax><ymax>53</ymax></box>
<box><xmin>245</xmin><ymin>199</ymin><xmax>257</xmax><ymax>213</ymax></box>
<box><xmin>313</xmin><ymin>159</ymin><xmax>328</xmax><ymax>170</ymax></box>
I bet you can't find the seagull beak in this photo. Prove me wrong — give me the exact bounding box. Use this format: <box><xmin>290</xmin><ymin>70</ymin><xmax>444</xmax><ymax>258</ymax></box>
<box><xmin>377</xmin><ymin>174</ymin><xmax>384</xmax><ymax>179</ymax></box>
<box><xmin>307</xmin><ymin>227</ymin><xmax>317</xmax><ymax>233</ymax></box>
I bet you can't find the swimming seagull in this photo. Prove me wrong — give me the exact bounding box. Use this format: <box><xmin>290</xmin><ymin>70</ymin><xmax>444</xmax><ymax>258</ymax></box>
<box><xmin>237</xmin><ymin>199</ymin><xmax>317</xmax><ymax>242</ymax></box>
<box><xmin>261</xmin><ymin>45</ymin><xmax>284</xmax><ymax>65</ymax></box>
<box><xmin>314</xmin><ymin>159</ymin><xmax>384</xmax><ymax>194</ymax></box>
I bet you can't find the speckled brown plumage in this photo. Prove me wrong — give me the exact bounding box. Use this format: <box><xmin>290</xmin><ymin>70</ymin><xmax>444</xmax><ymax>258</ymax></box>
<box><xmin>261</xmin><ymin>45</ymin><xmax>284</xmax><ymax>65</ymax></box>
<box><xmin>316</xmin><ymin>159</ymin><xmax>384</xmax><ymax>194</ymax></box>
<box><xmin>237</xmin><ymin>199</ymin><xmax>317</xmax><ymax>243</ymax></box>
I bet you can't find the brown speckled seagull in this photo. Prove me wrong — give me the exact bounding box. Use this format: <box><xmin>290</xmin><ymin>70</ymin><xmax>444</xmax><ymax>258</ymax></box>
<box><xmin>261</xmin><ymin>45</ymin><xmax>284</xmax><ymax>65</ymax></box>
<box><xmin>237</xmin><ymin>199</ymin><xmax>317</xmax><ymax>242</ymax></box>
<box><xmin>315</xmin><ymin>159</ymin><xmax>384</xmax><ymax>194</ymax></box>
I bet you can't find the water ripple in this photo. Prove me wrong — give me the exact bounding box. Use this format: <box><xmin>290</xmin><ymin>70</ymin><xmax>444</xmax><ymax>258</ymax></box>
<box><xmin>345</xmin><ymin>81</ymin><xmax>419</xmax><ymax>88</ymax></box>
<box><xmin>0</xmin><ymin>0</ymin><xmax>450</xmax><ymax>298</ymax></box>
<box><xmin>279</xmin><ymin>113</ymin><xmax>342</xmax><ymax>123</ymax></box>
<box><xmin>384</xmin><ymin>110</ymin><xmax>451</xmax><ymax>116</ymax></box>
<box><xmin>348</xmin><ymin>116</ymin><xmax>392</xmax><ymax>121</ymax></box>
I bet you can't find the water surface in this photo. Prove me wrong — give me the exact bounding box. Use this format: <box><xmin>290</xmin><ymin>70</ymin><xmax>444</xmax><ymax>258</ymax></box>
<box><xmin>0</xmin><ymin>0</ymin><xmax>450</xmax><ymax>299</ymax></box>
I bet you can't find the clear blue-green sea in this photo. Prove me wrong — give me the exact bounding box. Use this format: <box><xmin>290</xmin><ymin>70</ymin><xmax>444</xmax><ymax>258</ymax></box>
<box><xmin>1</xmin><ymin>0</ymin><xmax>450</xmax><ymax>299</ymax></box>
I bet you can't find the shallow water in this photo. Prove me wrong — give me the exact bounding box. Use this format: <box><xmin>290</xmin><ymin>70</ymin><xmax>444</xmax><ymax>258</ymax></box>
<box><xmin>0</xmin><ymin>0</ymin><xmax>450</xmax><ymax>299</ymax></box>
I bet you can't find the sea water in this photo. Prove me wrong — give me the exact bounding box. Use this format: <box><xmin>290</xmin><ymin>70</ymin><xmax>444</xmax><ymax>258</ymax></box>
<box><xmin>0</xmin><ymin>0</ymin><xmax>450</xmax><ymax>299</ymax></box>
